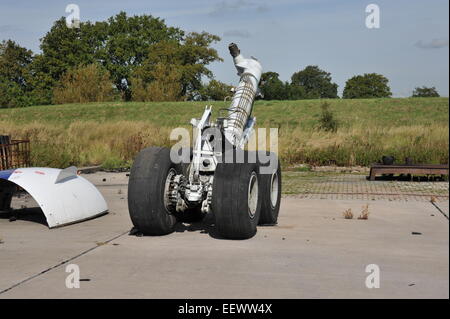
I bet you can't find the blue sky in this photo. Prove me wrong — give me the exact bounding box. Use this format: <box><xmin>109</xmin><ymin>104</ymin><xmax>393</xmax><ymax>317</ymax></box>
<box><xmin>0</xmin><ymin>0</ymin><xmax>448</xmax><ymax>97</ymax></box>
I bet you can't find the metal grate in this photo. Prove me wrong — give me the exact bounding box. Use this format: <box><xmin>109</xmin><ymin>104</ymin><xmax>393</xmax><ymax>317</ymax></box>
<box><xmin>0</xmin><ymin>135</ymin><xmax>31</xmax><ymax>170</ymax></box>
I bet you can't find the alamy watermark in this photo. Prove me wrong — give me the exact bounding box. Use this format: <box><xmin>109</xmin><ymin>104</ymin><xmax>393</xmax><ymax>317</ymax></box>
<box><xmin>169</xmin><ymin>127</ymin><xmax>279</xmax><ymax>175</ymax></box>
<box><xmin>365</xmin><ymin>264</ymin><xmax>380</xmax><ymax>288</ymax></box>
<box><xmin>65</xmin><ymin>263</ymin><xmax>80</xmax><ymax>288</ymax></box>
<box><xmin>365</xmin><ymin>4</ymin><xmax>380</xmax><ymax>29</ymax></box>
<box><xmin>66</xmin><ymin>4</ymin><xmax>81</xmax><ymax>29</ymax></box>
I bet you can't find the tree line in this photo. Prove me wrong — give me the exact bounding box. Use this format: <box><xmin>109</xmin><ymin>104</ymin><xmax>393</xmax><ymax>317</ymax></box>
<box><xmin>0</xmin><ymin>12</ymin><xmax>225</xmax><ymax>107</ymax></box>
<box><xmin>259</xmin><ymin>67</ymin><xmax>440</xmax><ymax>100</ymax></box>
<box><xmin>0</xmin><ymin>12</ymin><xmax>441</xmax><ymax>108</ymax></box>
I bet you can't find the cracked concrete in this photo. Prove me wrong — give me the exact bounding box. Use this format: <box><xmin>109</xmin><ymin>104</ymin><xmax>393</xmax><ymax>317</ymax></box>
<box><xmin>0</xmin><ymin>172</ymin><xmax>448</xmax><ymax>298</ymax></box>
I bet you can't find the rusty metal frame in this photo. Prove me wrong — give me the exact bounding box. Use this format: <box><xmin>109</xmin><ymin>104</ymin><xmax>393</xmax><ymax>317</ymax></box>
<box><xmin>0</xmin><ymin>136</ymin><xmax>31</xmax><ymax>170</ymax></box>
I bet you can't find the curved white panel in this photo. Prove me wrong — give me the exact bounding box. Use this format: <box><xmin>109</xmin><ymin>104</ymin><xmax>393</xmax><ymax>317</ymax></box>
<box><xmin>0</xmin><ymin>167</ymin><xmax>108</xmax><ymax>228</ymax></box>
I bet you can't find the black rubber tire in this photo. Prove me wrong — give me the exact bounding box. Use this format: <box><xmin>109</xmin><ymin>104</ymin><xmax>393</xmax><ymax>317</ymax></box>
<box><xmin>258</xmin><ymin>152</ymin><xmax>282</xmax><ymax>225</ymax></box>
<box><xmin>128</xmin><ymin>147</ymin><xmax>178</xmax><ymax>235</ymax></box>
<box><xmin>212</xmin><ymin>160</ymin><xmax>262</xmax><ymax>239</ymax></box>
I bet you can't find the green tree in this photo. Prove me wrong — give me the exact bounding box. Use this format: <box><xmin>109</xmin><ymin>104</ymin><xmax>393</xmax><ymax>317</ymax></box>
<box><xmin>0</xmin><ymin>80</ymin><xmax>30</xmax><ymax>108</ymax></box>
<box><xmin>132</xmin><ymin>33</ymin><xmax>222</xmax><ymax>100</ymax></box>
<box><xmin>290</xmin><ymin>65</ymin><xmax>338</xmax><ymax>99</ymax></box>
<box><xmin>259</xmin><ymin>72</ymin><xmax>289</xmax><ymax>100</ymax></box>
<box><xmin>343</xmin><ymin>73</ymin><xmax>392</xmax><ymax>99</ymax></box>
<box><xmin>103</xmin><ymin>12</ymin><xmax>183</xmax><ymax>100</ymax></box>
<box><xmin>412</xmin><ymin>86</ymin><xmax>440</xmax><ymax>97</ymax></box>
<box><xmin>52</xmin><ymin>63</ymin><xmax>116</xmax><ymax>104</ymax></box>
<box><xmin>36</xmin><ymin>18</ymin><xmax>106</xmax><ymax>83</ymax></box>
<box><xmin>286</xmin><ymin>83</ymin><xmax>306</xmax><ymax>100</ymax></box>
<box><xmin>199</xmin><ymin>79</ymin><xmax>233</xmax><ymax>101</ymax></box>
<box><xmin>0</xmin><ymin>40</ymin><xmax>34</xmax><ymax>107</ymax></box>
<box><xmin>2</xmin><ymin>13</ymin><xmax>221</xmax><ymax>106</ymax></box>
<box><xmin>131</xmin><ymin>63</ymin><xmax>183</xmax><ymax>102</ymax></box>
<box><xmin>36</xmin><ymin>12</ymin><xmax>184</xmax><ymax>100</ymax></box>
<box><xmin>26</xmin><ymin>55</ymin><xmax>55</xmax><ymax>105</ymax></box>
<box><xmin>0</xmin><ymin>40</ymin><xmax>33</xmax><ymax>87</ymax></box>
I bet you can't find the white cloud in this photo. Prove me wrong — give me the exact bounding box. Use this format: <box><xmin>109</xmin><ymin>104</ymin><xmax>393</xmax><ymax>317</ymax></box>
<box><xmin>415</xmin><ymin>38</ymin><xmax>449</xmax><ymax>49</ymax></box>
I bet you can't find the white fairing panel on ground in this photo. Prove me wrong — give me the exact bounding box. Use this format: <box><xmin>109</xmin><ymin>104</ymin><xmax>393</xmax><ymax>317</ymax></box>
<box><xmin>0</xmin><ymin>167</ymin><xmax>108</xmax><ymax>228</ymax></box>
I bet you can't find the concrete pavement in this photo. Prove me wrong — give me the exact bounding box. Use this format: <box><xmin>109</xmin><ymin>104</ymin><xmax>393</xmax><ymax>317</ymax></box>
<box><xmin>0</xmin><ymin>172</ymin><xmax>448</xmax><ymax>298</ymax></box>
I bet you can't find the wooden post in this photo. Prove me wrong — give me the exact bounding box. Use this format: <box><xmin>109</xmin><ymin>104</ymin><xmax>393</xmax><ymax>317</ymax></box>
<box><xmin>369</xmin><ymin>167</ymin><xmax>376</xmax><ymax>181</ymax></box>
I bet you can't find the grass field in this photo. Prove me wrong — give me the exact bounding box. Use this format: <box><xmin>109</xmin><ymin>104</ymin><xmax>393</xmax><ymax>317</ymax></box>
<box><xmin>0</xmin><ymin>97</ymin><xmax>448</xmax><ymax>168</ymax></box>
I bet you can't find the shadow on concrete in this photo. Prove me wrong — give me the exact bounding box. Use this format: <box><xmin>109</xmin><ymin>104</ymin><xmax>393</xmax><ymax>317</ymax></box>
<box><xmin>0</xmin><ymin>207</ymin><xmax>48</xmax><ymax>227</ymax></box>
<box><xmin>174</xmin><ymin>213</ymin><xmax>225</xmax><ymax>239</ymax></box>
<box><xmin>128</xmin><ymin>213</ymin><xmax>228</xmax><ymax>240</ymax></box>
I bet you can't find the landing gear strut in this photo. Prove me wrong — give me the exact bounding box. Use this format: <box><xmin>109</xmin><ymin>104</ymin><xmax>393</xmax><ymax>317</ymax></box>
<box><xmin>128</xmin><ymin>43</ymin><xmax>281</xmax><ymax>239</ymax></box>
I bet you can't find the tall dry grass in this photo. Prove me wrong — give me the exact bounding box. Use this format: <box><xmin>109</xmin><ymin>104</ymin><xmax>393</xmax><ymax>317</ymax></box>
<box><xmin>0</xmin><ymin>120</ymin><xmax>447</xmax><ymax>168</ymax></box>
<box><xmin>0</xmin><ymin>121</ymin><xmax>173</xmax><ymax>168</ymax></box>
<box><xmin>279</xmin><ymin>124</ymin><xmax>448</xmax><ymax>166</ymax></box>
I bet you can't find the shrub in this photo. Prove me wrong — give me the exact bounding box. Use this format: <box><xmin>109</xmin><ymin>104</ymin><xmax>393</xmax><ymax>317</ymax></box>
<box><xmin>52</xmin><ymin>64</ymin><xmax>115</xmax><ymax>104</ymax></box>
<box><xmin>199</xmin><ymin>79</ymin><xmax>233</xmax><ymax>101</ymax></box>
<box><xmin>291</xmin><ymin>65</ymin><xmax>338</xmax><ymax>99</ymax></box>
<box><xmin>343</xmin><ymin>73</ymin><xmax>392</xmax><ymax>99</ymax></box>
<box><xmin>0</xmin><ymin>80</ymin><xmax>34</xmax><ymax>108</ymax></box>
<box><xmin>131</xmin><ymin>63</ymin><xmax>183</xmax><ymax>102</ymax></box>
<box><xmin>412</xmin><ymin>86</ymin><xmax>440</xmax><ymax>97</ymax></box>
<box><xmin>343</xmin><ymin>209</ymin><xmax>353</xmax><ymax>219</ymax></box>
<box><xmin>259</xmin><ymin>72</ymin><xmax>290</xmax><ymax>100</ymax></box>
<box><xmin>318</xmin><ymin>102</ymin><xmax>338</xmax><ymax>132</ymax></box>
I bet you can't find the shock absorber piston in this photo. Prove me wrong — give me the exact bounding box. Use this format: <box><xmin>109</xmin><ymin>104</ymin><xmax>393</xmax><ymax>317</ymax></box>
<box><xmin>224</xmin><ymin>43</ymin><xmax>263</xmax><ymax>147</ymax></box>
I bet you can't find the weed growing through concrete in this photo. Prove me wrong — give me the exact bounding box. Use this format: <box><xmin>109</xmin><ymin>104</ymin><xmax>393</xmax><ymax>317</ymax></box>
<box><xmin>358</xmin><ymin>204</ymin><xmax>370</xmax><ymax>220</ymax></box>
<box><xmin>343</xmin><ymin>208</ymin><xmax>353</xmax><ymax>219</ymax></box>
